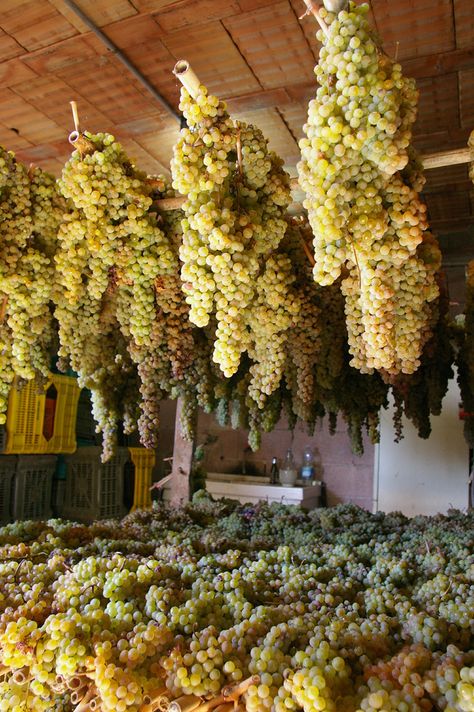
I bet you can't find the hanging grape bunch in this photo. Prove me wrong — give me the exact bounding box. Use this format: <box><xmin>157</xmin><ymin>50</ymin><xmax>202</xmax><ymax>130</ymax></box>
<box><xmin>0</xmin><ymin>151</ymin><xmax>63</xmax><ymax>423</ymax></box>
<box><xmin>171</xmin><ymin>62</ymin><xmax>300</xmax><ymax>409</ymax></box>
<box><xmin>298</xmin><ymin>2</ymin><xmax>440</xmax><ymax>376</ymax></box>
<box><xmin>56</xmin><ymin>129</ymin><xmax>180</xmax><ymax>458</ymax></box>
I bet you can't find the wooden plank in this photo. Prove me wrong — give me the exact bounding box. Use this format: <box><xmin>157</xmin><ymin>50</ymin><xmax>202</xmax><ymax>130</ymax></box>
<box><xmin>137</xmin><ymin>122</ymin><xmax>180</xmax><ymax>170</ymax></box>
<box><xmin>22</xmin><ymin>33</ymin><xmax>107</xmax><ymax>74</ymax></box>
<box><xmin>56</xmin><ymin>55</ymin><xmax>165</xmax><ymax>124</ymax></box>
<box><xmin>52</xmin><ymin>0</ymin><xmax>137</xmax><ymax>29</ymax></box>
<box><xmin>415</xmin><ymin>74</ymin><xmax>460</xmax><ymax>136</ymax></box>
<box><xmin>404</xmin><ymin>47</ymin><xmax>474</xmax><ymax>77</ymax></box>
<box><xmin>169</xmin><ymin>399</ymin><xmax>193</xmax><ymax>505</ymax></box>
<box><xmin>430</xmin><ymin>215</ymin><xmax>474</xmax><ymax>232</ymax></box>
<box><xmin>454</xmin><ymin>0</ymin><xmax>474</xmax><ymax>50</ymax></box>
<box><xmin>0</xmin><ymin>0</ymin><xmax>78</xmax><ymax>51</ymax></box>
<box><xmin>0</xmin><ymin>58</ymin><xmax>37</xmax><ymax>86</ymax></box>
<box><xmin>223</xmin><ymin>1</ymin><xmax>316</xmax><ymax>89</ymax></box>
<box><xmin>218</xmin><ymin>46</ymin><xmax>474</xmax><ymax>116</ymax></box>
<box><xmin>371</xmin><ymin>0</ymin><xmax>455</xmax><ymax>61</ymax></box>
<box><xmin>0</xmin><ymin>88</ymin><xmax>62</xmax><ymax>144</ymax></box>
<box><xmin>226</xmin><ymin>87</ymin><xmax>291</xmax><ymax>113</ymax></box>
<box><xmin>12</xmin><ymin>75</ymin><xmax>112</xmax><ymax>135</ymax></box>
<box><xmin>459</xmin><ymin>68</ymin><xmax>474</xmax><ymax>129</ymax></box>
<box><xmin>232</xmin><ymin>107</ymin><xmax>299</xmax><ymax>165</ymax></box>
<box><xmin>122</xmin><ymin>138</ymin><xmax>170</xmax><ymax>176</ymax></box>
<box><xmin>103</xmin><ymin>13</ymin><xmax>163</xmax><ymax>46</ymax></box>
<box><xmin>154</xmin><ymin>0</ymin><xmax>241</xmax><ymax>32</ymax></box>
<box><xmin>0</xmin><ymin>28</ymin><xmax>25</xmax><ymax>61</ymax></box>
<box><xmin>162</xmin><ymin>20</ymin><xmax>261</xmax><ymax>97</ymax></box>
<box><xmin>113</xmin><ymin>37</ymin><xmax>178</xmax><ymax>111</ymax></box>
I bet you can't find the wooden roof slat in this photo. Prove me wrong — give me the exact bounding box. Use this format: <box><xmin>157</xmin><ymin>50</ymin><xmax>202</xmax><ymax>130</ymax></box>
<box><xmin>223</xmin><ymin>1</ymin><xmax>316</xmax><ymax>90</ymax></box>
<box><xmin>161</xmin><ymin>20</ymin><xmax>261</xmax><ymax>97</ymax></box>
<box><xmin>153</xmin><ymin>0</ymin><xmax>241</xmax><ymax>33</ymax></box>
<box><xmin>22</xmin><ymin>33</ymin><xmax>107</xmax><ymax>75</ymax></box>
<box><xmin>0</xmin><ymin>28</ymin><xmax>25</xmax><ymax>61</ymax></box>
<box><xmin>0</xmin><ymin>87</ymin><xmax>62</xmax><ymax>144</ymax></box>
<box><xmin>453</xmin><ymin>0</ymin><xmax>474</xmax><ymax>50</ymax></box>
<box><xmin>55</xmin><ymin>55</ymin><xmax>166</xmax><ymax>124</ymax></box>
<box><xmin>415</xmin><ymin>73</ymin><xmax>460</xmax><ymax>136</ymax></box>
<box><xmin>0</xmin><ymin>0</ymin><xmax>78</xmax><ymax>52</ymax></box>
<box><xmin>371</xmin><ymin>0</ymin><xmax>455</xmax><ymax>60</ymax></box>
<box><xmin>459</xmin><ymin>68</ymin><xmax>474</xmax><ymax>128</ymax></box>
<box><xmin>12</xmin><ymin>75</ymin><xmax>113</xmax><ymax>134</ymax></box>
<box><xmin>54</xmin><ymin>0</ymin><xmax>137</xmax><ymax>29</ymax></box>
<box><xmin>0</xmin><ymin>58</ymin><xmax>37</xmax><ymax>87</ymax></box>
<box><xmin>103</xmin><ymin>13</ymin><xmax>164</xmax><ymax>46</ymax></box>
<box><xmin>137</xmin><ymin>123</ymin><xmax>181</xmax><ymax>169</ymax></box>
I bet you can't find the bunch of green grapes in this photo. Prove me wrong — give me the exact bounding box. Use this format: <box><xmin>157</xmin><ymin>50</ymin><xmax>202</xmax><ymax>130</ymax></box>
<box><xmin>298</xmin><ymin>2</ymin><xmax>439</xmax><ymax>376</ymax></box>
<box><xmin>172</xmin><ymin>84</ymin><xmax>295</xmax><ymax>388</ymax></box>
<box><xmin>281</xmin><ymin>220</ymin><xmax>323</xmax><ymax>418</ymax></box>
<box><xmin>298</xmin><ymin>2</ymin><xmax>418</xmax><ymax>284</ymax></box>
<box><xmin>56</xmin><ymin>134</ymin><xmax>182</xmax><ymax>457</ymax></box>
<box><xmin>389</xmin><ymin>277</ymin><xmax>453</xmax><ymax>441</ymax></box>
<box><xmin>246</xmin><ymin>253</ymin><xmax>300</xmax><ymax>407</ymax></box>
<box><xmin>0</xmin><ymin>153</ymin><xmax>62</xmax><ymax>422</ymax></box>
<box><xmin>342</xmin><ymin>232</ymin><xmax>440</xmax><ymax>376</ymax></box>
<box><xmin>57</xmin><ymin>285</ymin><xmax>139</xmax><ymax>460</ymax></box>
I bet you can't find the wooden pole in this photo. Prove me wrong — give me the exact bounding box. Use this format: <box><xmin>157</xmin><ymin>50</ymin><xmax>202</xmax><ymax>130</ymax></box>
<box><xmin>173</xmin><ymin>60</ymin><xmax>201</xmax><ymax>99</ymax></box>
<box><xmin>168</xmin><ymin>398</ymin><xmax>194</xmax><ymax>505</ymax></box>
<box><xmin>154</xmin><ymin>145</ymin><xmax>473</xmax><ymax>213</ymax></box>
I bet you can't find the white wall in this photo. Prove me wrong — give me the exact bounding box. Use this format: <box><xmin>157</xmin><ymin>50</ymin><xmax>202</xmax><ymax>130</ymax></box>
<box><xmin>375</xmin><ymin>376</ymin><xmax>469</xmax><ymax>515</ymax></box>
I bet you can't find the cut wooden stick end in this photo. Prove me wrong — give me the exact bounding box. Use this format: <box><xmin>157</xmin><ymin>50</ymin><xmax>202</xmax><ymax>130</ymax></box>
<box><xmin>173</xmin><ymin>60</ymin><xmax>201</xmax><ymax>99</ymax></box>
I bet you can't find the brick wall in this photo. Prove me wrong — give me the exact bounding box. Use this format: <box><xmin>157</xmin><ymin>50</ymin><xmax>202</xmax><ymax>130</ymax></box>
<box><xmin>159</xmin><ymin>401</ymin><xmax>375</xmax><ymax>511</ymax></box>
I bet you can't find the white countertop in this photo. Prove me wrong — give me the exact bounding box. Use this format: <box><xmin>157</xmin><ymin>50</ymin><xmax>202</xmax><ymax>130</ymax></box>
<box><xmin>206</xmin><ymin>473</ymin><xmax>321</xmax><ymax>508</ymax></box>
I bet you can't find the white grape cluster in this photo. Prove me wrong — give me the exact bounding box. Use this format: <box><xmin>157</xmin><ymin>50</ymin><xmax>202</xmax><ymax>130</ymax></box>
<box><xmin>172</xmin><ymin>83</ymin><xmax>298</xmax><ymax>406</ymax></box>
<box><xmin>298</xmin><ymin>2</ymin><xmax>439</xmax><ymax>375</ymax></box>
<box><xmin>247</xmin><ymin>253</ymin><xmax>300</xmax><ymax>406</ymax></box>
<box><xmin>56</xmin><ymin>134</ymin><xmax>178</xmax><ymax>458</ymax></box>
<box><xmin>0</xmin><ymin>152</ymin><xmax>62</xmax><ymax>422</ymax></box>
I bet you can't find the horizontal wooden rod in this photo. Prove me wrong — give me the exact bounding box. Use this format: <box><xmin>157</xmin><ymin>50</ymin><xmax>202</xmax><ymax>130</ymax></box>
<box><xmin>154</xmin><ymin>147</ymin><xmax>473</xmax><ymax>212</ymax></box>
<box><xmin>421</xmin><ymin>147</ymin><xmax>471</xmax><ymax>170</ymax></box>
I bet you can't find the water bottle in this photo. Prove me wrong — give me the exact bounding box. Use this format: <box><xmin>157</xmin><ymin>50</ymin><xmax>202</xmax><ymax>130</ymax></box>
<box><xmin>301</xmin><ymin>446</ymin><xmax>315</xmax><ymax>483</ymax></box>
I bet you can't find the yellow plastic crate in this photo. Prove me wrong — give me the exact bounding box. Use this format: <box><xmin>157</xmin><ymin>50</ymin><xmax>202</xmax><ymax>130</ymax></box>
<box><xmin>129</xmin><ymin>447</ymin><xmax>156</xmax><ymax>510</ymax></box>
<box><xmin>4</xmin><ymin>375</ymin><xmax>81</xmax><ymax>455</ymax></box>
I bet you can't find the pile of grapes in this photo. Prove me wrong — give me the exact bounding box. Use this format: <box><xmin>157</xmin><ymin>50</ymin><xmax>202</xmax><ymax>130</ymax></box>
<box><xmin>0</xmin><ymin>499</ymin><xmax>472</xmax><ymax>711</ymax></box>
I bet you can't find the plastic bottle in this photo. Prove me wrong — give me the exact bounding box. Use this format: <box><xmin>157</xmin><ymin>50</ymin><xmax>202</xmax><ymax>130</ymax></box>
<box><xmin>301</xmin><ymin>446</ymin><xmax>315</xmax><ymax>483</ymax></box>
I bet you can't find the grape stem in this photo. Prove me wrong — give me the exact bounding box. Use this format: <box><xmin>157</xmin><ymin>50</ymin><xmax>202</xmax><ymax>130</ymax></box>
<box><xmin>299</xmin><ymin>233</ymin><xmax>316</xmax><ymax>267</ymax></box>
<box><xmin>0</xmin><ymin>295</ymin><xmax>7</xmax><ymax>324</ymax></box>
<box><xmin>300</xmin><ymin>1</ymin><xmax>329</xmax><ymax>37</ymax></box>
<box><xmin>68</xmin><ymin>100</ymin><xmax>95</xmax><ymax>153</ymax></box>
<box><xmin>70</xmin><ymin>100</ymin><xmax>80</xmax><ymax>133</ymax></box>
<box><xmin>234</xmin><ymin>121</ymin><xmax>243</xmax><ymax>178</ymax></box>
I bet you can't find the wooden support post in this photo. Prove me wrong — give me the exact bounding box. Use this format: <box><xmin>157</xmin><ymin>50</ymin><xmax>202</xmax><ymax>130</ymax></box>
<box><xmin>169</xmin><ymin>399</ymin><xmax>194</xmax><ymax>506</ymax></box>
